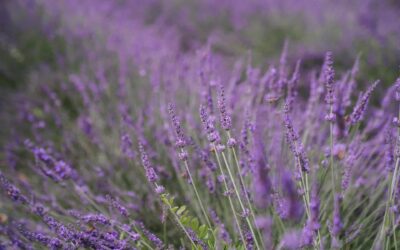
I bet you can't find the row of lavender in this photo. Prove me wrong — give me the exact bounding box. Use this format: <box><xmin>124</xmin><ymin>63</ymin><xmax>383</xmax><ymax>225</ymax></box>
<box><xmin>1</xmin><ymin>0</ymin><xmax>399</xmax><ymax>249</ymax></box>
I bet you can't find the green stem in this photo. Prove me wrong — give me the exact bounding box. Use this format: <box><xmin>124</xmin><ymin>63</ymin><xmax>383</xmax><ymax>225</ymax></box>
<box><xmin>221</xmin><ymin>151</ymin><xmax>261</xmax><ymax>250</ymax></box>
<box><xmin>230</xmin><ymin>141</ymin><xmax>265</xmax><ymax>249</ymax></box>
<box><xmin>213</xmin><ymin>146</ymin><xmax>248</xmax><ymax>249</ymax></box>
<box><xmin>379</xmin><ymin>107</ymin><xmax>400</xmax><ymax>249</ymax></box>
<box><xmin>162</xmin><ymin>192</ymin><xmax>197</xmax><ymax>248</ymax></box>
<box><xmin>183</xmin><ymin>159</ymin><xmax>212</xmax><ymax>229</ymax></box>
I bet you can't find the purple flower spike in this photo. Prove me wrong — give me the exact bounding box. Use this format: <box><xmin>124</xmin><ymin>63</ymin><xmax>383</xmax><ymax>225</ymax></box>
<box><xmin>217</xmin><ymin>84</ymin><xmax>232</xmax><ymax>130</ymax></box>
<box><xmin>283</xmin><ymin>103</ymin><xmax>310</xmax><ymax>173</ymax></box>
<box><xmin>168</xmin><ymin>103</ymin><xmax>186</xmax><ymax>147</ymax></box>
<box><xmin>121</xmin><ymin>133</ymin><xmax>135</xmax><ymax>159</ymax></box>
<box><xmin>106</xmin><ymin>195</ymin><xmax>130</xmax><ymax>217</ymax></box>
<box><xmin>138</xmin><ymin>142</ymin><xmax>159</xmax><ymax>183</ymax></box>
<box><xmin>350</xmin><ymin>80</ymin><xmax>379</xmax><ymax>125</ymax></box>
<box><xmin>324</xmin><ymin>51</ymin><xmax>335</xmax><ymax>106</ymax></box>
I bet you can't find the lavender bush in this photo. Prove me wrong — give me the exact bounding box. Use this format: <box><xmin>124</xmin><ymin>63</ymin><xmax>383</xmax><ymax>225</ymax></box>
<box><xmin>1</xmin><ymin>0</ymin><xmax>400</xmax><ymax>249</ymax></box>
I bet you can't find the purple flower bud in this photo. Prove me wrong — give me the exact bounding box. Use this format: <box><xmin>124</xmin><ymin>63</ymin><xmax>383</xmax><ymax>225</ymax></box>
<box><xmin>217</xmin><ymin>84</ymin><xmax>232</xmax><ymax>130</ymax></box>
<box><xmin>121</xmin><ymin>133</ymin><xmax>135</xmax><ymax>159</ymax></box>
<box><xmin>227</xmin><ymin>138</ymin><xmax>237</xmax><ymax>147</ymax></box>
<box><xmin>106</xmin><ymin>195</ymin><xmax>130</xmax><ymax>217</ymax></box>
<box><xmin>283</xmin><ymin>103</ymin><xmax>310</xmax><ymax>173</ymax></box>
<box><xmin>385</xmin><ymin>126</ymin><xmax>395</xmax><ymax>172</ymax></box>
<box><xmin>206</xmin><ymin>178</ymin><xmax>215</xmax><ymax>193</ymax></box>
<box><xmin>136</xmin><ymin>221</ymin><xmax>164</xmax><ymax>248</ymax></box>
<box><xmin>178</xmin><ymin>150</ymin><xmax>188</xmax><ymax>161</ymax></box>
<box><xmin>207</xmin><ymin>132</ymin><xmax>220</xmax><ymax>143</ymax></box>
<box><xmin>168</xmin><ymin>103</ymin><xmax>186</xmax><ymax>147</ymax></box>
<box><xmin>240</xmin><ymin>208</ymin><xmax>250</xmax><ymax>218</ymax></box>
<box><xmin>138</xmin><ymin>142</ymin><xmax>159</xmax><ymax>183</ymax></box>
<box><xmin>325</xmin><ymin>112</ymin><xmax>336</xmax><ymax>122</ymax></box>
<box><xmin>155</xmin><ymin>185</ymin><xmax>165</xmax><ymax>194</ymax></box>
<box><xmin>175</xmin><ymin>139</ymin><xmax>186</xmax><ymax>148</ymax></box>
<box><xmin>350</xmin><ymin>80</ymin><xmax>379</xmax><ymax>125</ymax></box>
<box><xmin>0</xmin><ymin>172</ymin><xmax>29</xmax><ymax>204</ymax></box>
<box><xmin>223</xmin><ymin>189</ymin><xmax>233</xmax><ymax>196</ymax></box>
<box><xmin>217</xmin><ymin>175</ymin><xmax>226</xmax><ymax>183</ymax></box>
<box><xmin>209</xmin><ymin>210</ymin><xmax>232</xmax><ymax>244</ymax></box>
<box><xmin>216</xmin><ymin>144</ymin><xmax>225</xmax><ymax>152</ymax></box>
<box><xmin>324</xmin><ymin>51</ymin><xmax>335</xmax><ymax>105</ymax></box>
<box><xmin>81</xmin><ymin>214</ymin><xmax>110</xmax><ymax>225</ymax></box>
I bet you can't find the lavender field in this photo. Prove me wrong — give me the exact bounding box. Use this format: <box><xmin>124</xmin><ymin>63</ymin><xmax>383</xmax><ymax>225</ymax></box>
<box><xmin>1</xmin><ymin>0</ymin><xmax>400</xmax><ymax>249</ymax></box>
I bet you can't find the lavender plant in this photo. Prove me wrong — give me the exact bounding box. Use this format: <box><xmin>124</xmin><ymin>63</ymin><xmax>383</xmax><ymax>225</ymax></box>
<box><xmin>1</xmin><ymin>0</ymin><xmax>400</xmax><ymax>249</ymax></box>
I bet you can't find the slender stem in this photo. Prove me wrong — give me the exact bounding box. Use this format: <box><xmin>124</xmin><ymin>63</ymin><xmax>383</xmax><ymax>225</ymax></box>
<box><xmin>165</xmin><ymin>200</ymin><xmax>197</xmax><ymax>248</ymax></box>
<box><xmin>328</xmin><ymin>104</ymin><xmax>337</xmax><ymax>249</ymax></box>
<box><xmin>213</xmin><ymin>146</ymin><xmax>248</xmax><ymax>249</ymax></box>
<box><xmin>379</xmin><ymin>108</ymin><xmax>400</xmax><ymax>249</ymax></box>
<box><xmin>221</xmin><ymin>151</ymin><xmax>261</xmax><ymax>250</ymax></box>
<box><xmin>183</xmin><ymin>159</ymin><xmax>212</xmax><ymax>229</ymax></box>
<box><xmin>393</xmin><ymin>209</ymin><xmax>398</xmax><ymax>250</ymax></box>
<box><xmin>227</xmin><ymin>131</ymin><xmax>265</xmax><ymax>249</ymax></box>
<box><xmin>123</xmin><ymin>225</ymin><xmax>156</xmax><ymax>250</ymax></box>
<box><xmin>329</xmin><ymin>106</ymin><xmax>336</xmax><ymax>196</ymax></box>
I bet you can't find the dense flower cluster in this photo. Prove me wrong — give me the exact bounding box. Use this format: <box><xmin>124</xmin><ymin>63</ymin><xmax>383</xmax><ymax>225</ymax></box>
<box><xmin>1</xmin><ymin>0</ymin><xmax>400</xmax><ymax>249</ymax></box>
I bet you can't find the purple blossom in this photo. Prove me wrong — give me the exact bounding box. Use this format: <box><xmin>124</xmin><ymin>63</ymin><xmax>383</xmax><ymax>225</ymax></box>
<box><xmin>217</xmin><ymin>84</ymin><xmax>232</xmax><ymax>130</ymax></box>
<box><xmin>81</xmin><ymin>214</ymin><xmax>110</xmax><ymax>225</ymax></box>
<box><xmin>106</xmin><ymin>195</ymin><xmax>130</xmax><ymax>217</ymax></box>
<box><xmin>384</xmin><ymin>125</ymin><xmax>395</xmax><ymax>172</ymax></box>
<box><xmin>121</xmin><ymin>133</ymin><xmax>135</xmax><ymax>159</ymax></box>
<box><xmin>283</xmin><ymin>103</ymin><xmax>310</xmax><ymax>173</ymax></box>
<box><xmin>350</xmin><ymin>80</ymin><xmax>379</xmax><ymax>125</ymax></box>
<box><xmin>0</xmin><ymin>172</ymin><xmax>29</xmax><ymax>204</ymax></box>
<box><xmin>200</xmin><ymin>104</ymin><xmax>221</xmax><ymax>143</ymax></box>
<box><xmin>324</xmin><ymin>51</ymin><xmax>335</xmax><ymax>106</ymax></box>
<box><xmin>227</xmin><ymin>137</ymin><xmax>237</xmax><ymax>147</ymax></box>
<box><xmin>136</xmin><ymin>221</ymin><xmax>164</xmax><ymax>249</ymax></box>
<box><xmin>168</xmin><ymin>103</ymin><xmax>186</xmax><ymax>147</ymax></box>
<box><xmin>138</xmin><ymin>142</ymin><xmax>159</xmax><ymax>183</ymax></box>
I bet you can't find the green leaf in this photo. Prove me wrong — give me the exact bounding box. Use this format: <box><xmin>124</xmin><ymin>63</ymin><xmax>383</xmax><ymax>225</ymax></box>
<box><xmin>198</xmin><ymin>225</ymin><xmax>207</xmax><ymax>238</ymax></box>
<box><xmin>191</xmin><ymin>218</ymin><xmax>199</xmax><ymax>230</ymax></box>
<box><xmin>181</xmin><ymin>216</ymin><xmax>189</xmax><ymax>224</ymax></box>
<box><xmin>177</xmin><ymin>206</ymin><xmax>186</xmax><ymax>216</ymax></box>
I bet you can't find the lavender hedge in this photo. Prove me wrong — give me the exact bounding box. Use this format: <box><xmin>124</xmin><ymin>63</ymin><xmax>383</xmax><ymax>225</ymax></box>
<box><xmin>1</xmin><ymin>0</ymin><xmax>400</xmax><ymax>249</ymax></box>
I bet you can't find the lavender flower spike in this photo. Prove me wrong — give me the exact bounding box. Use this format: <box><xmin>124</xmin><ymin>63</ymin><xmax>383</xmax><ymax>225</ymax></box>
<box><xmin>350</xmin><ymin>80</ymin><xmax>380</xmax><ymax>125</ymax></box>
<box><xmin>217</xmin><ymin>84</ymin><xmax>232</xmax><ymax>130</ymax></box>
<box><xmin>324</xmin><ymin>51</ymin><xmax>335</xmax><ymax>106</ymax></box>
<box><xmin>167</xmin><ymin>102</ymin><xmax>186</xmax><ymax>147</ymax></box>
<box><xmin>283</xmin><ymin>102</ymin><xmax>310</xmax><ymax>173</ymax></box>
<box><xmin>138</xmin><ymin>142</ymin><xmax>159</xmax><ymax>183</ymax></box>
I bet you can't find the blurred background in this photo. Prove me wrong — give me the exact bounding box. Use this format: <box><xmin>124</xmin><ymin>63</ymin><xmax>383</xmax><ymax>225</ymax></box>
<box><xmin>1</xmin><ymin>0</ymin><xmax>399</xmax><ymax>85</ymax></box>
<box><xmin>1</xmin><ymin>0</ymin><xmax>399</xmax><ymax>151</ymax></box>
